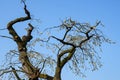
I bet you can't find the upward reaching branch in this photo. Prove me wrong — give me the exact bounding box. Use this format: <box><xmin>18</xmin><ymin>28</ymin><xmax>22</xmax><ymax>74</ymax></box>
<box><xmin>22</xmin><ymin>23</ymin><xmax>34</xmax><ymax>46</ymax></box>
<box><xmin>58</xmin><ymin>47</ymin><xmax>76</xmax><ymax>68</ymax></box>
<box><xmin>7</xmin><ymin>3</ymin><xmax>31</xmax><ymax>45</ymax></box>
<box><xmin>7</xmin><ymin>4</ymin><xmax>31</xmax><ymax>28</ymax></box>
<box><xmin>6</xmin><ymin>3</ymin><xmax>53</xmax><ymax>80</ymax></box>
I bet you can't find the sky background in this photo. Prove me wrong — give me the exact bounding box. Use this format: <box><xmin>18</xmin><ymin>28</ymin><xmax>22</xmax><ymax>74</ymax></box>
<box><xmin>0</xmin><ymin>0</ymin><xmax>120</xmax><ymax>80</ymax></box>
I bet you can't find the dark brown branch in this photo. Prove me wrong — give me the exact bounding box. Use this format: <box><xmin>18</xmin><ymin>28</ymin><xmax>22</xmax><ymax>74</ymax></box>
<box><xmin>28</xmin><ymin>23</ymin><xmax>34</xmax><ymax>35</ymax></box>
<box><xmin>0</xmin><ymin>35</ymin><xmax>13</xmax><ymax>40</ymax></box>
<box><xmin>6</xmin><ymin>3</ymin><xmax>39</xmax><ymax>80</ymax></box>
<box><xmin>53</xmin><ymin>47</ymin><xmax>75</xmax><ymax>80</ymax></box>
<box><xmin>58</xmin><ymin>47</ymin><xmax>74</xmax><ymax>58</ymax></box>
<box><xmin>22</xmin><ymin>23</ymin><xmax>34</xmax><ymax>43</ymax></box>
<box><xmin>51</xmin><ymin>36</ymin><xmax>75</xmax><ymax>47</ymax></box>
<box><xmin>62</xmin><ymin>28</ymin><xmax>71</xmax><ymax>40</ymax></box>
<box><xmin>10</xmin><ymin>66</ymin><xmax>21</xmax><ymax>80</ymax></box>
<box><xmin>78</xmin><ymin>34</ymin><xmax>94</xmax><ymax>49</ymax></box>
<box><xmin>58</xmin><ymin>47</ymin><xmax>75</xmax><ymax>68</ymax></box>
<box><xmin>39</xmin><ymin>74</ymin><xmax>53</xmax><ymax>80</ymax></box>
<box><xmin>7</xmin><ymin>3</ymin><xmax>31</xmax><ymax>44</ymax></box>
<box><xmin>5</xmin><ymin>2</ymin><xmax>54</xmax><ymax>80</ymax></box>
<box><xmin>57</xmin><ymin>47</ymin><xmax>75</xmax><ymax>67</ymax></box>
<box><xmin>79</xmin><ymin>21</ymin><xmax>101</xmax><ymax>48</ymax></box>
<box><xmin>86</xmin><ymin>21</ymin><xmax>100</xmax><ymax>35</ymax></box>
<box><xmin>7</xmin><ymin>4</ymin><xmax>31</xmax><ymax>29</ymax></box>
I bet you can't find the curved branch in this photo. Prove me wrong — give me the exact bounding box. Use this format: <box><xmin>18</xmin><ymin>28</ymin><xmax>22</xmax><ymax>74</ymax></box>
<box><xmin>59</xmin><ymin>47</ymin><xmax>75</xmax><ymax>68</ymax></box>
<box><xmin>22</xmin><ymin>23</ymin><xmax>34</xmax><ymax>44</ymax></box>
<box><xmin>40</xmin><ymin>59</ymin><xmax>46</xmax><ymax>73</ymax></box>
<box><xmin>7</xmin><ymin>3</ymin><xmax>31</xmax><ymax>44</ymax></box>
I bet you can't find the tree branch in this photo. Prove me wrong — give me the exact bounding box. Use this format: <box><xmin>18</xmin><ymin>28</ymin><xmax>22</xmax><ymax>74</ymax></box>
<box><xmin>51</xmin><ymin>36</ymin><xmax>75</xmax><ymax>47</ymax></box>
<box><xmin>22</xmin><ymin>23</ymin><xmax>34</xmax><ymax>44</ymax></box>
<box><xmin>6</xmin><ymin>3</ymin><xmax>40</xmax><ymax>80</ymax></box>
<box><xmin>62</xmin><ymin>28</ymin><xmax>71</xmax><ymax>40</ymax></box>
<box><xmin>0</xmin><ymin>35</ymin><xmax>13</xmax><ymax>40</ymax></box>
<box><xmin>0</xmin><ymin>68</ymin><xmax>24</xmax><ymax>77</ymax></box>
<box><xmin>7</xmin><ymin>3</ymin><xmax>31</xmax><ymax>44</ymax></box>
<box><xmin>79</xmin><ymin>21</ymin><xmax>101</xmax><ymax>48</ymax></box>
<box><xmin>39</xmin><ymin>74</ymin><xmax>53</xmax><ymax>80</ymax></box>
<box><xmin>58</xmin><ymin>47</ymin><xmax>75</xmax><ymax>68</ymax></box>
<box><xmin>40</xmin><ymin>59</ymin><xmax>46</xmax><ymax>73</ymax></box>
<box><xmin>0</xmin><ymin>28</ymin><xmax>7</xmax><ymax>30</ymax></box>
<box><xmin>10</xmin><ymin>66</ymin><xmax>22</xmax><ymax>80</ymax></box>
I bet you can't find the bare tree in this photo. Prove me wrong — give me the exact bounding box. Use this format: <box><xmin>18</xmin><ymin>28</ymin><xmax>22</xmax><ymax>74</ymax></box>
<box><xmin>0</xmin><ymin>1</ymin><xmax>114</xmax><ymax>80</ymax></box>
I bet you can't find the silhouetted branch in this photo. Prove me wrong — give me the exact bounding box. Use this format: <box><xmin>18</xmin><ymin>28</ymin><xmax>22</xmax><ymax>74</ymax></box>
<box><xmin>57</xmin><ymin>47</ymin><xmax>75</xmax><ymax>67</ymax></box>
<box><xmin>51</xmin><ymin>36</ymin><xmax>75</xmax><ymax>47</ymax></box>
<box><xmin>79</xmin><ymin>21</ymin><xmax>101</xmax><ymax>48</ymax></box>
<box><xmin>22</xmin><ymin>23</ymin><xmax>34</xmax><ymax>44</ymax></box>
<box><xmin>0</xmin><ymin>35</ymin><xmax>13</xmax><ymax>40</ymax></box>
<box><xmin>7</xmin><ymin>3</ymin><xmax>31</xmax><ymax>43</ymax></box>
<box><xmin>60</xmin><ymin>47</ymin><xmax>75</xmax><ymax>68</ymax></box>
<box><xmin>10</xmin><ymin>66</ymin><xmax>22</xmax><ymax>80</ymax></box>
<box><xmin>40</xmin><ymin>59</ymin><xmax>46</xmax><ymax>73</ymax></box>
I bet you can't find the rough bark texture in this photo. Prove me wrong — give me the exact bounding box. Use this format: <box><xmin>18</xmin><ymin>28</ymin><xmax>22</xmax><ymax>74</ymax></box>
<box><xmin>52</xmin><ymin>47</ymin><xmax>75</xmax><ymax>80</ymax></box>
<box><xmin>7</xmin><ymin>4</ymin><xmax>53</xmax><ymax>80</ymax></box>
<box><xmin>6</xmin><ymin>2</ymin><xmax>102</xmax><ymax>80</ymax></box>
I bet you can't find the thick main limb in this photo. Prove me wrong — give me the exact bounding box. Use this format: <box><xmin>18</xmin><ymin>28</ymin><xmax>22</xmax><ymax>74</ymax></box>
<box><xmin>7</xmin><ymin>4</ymin><xmax>52</xmax><ymax>80</ymax></box>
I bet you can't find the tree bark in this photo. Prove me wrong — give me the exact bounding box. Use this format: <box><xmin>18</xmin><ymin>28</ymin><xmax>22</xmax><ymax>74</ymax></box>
<box><xmin>7</xmin><ymin>3</ymin><xmax>53</xmax><ymax>80</ymax></box>
<box><xmin>53</xmin><ymin>67</ymin><xmax>61</xmax><ymax>80</ymax></box>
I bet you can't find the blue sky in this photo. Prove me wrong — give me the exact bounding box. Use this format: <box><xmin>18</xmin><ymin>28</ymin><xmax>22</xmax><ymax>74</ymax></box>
<box><xmin>0</xmin><ymin>0</ymin><xmax>120</xmax><ymax>80</ymax></box>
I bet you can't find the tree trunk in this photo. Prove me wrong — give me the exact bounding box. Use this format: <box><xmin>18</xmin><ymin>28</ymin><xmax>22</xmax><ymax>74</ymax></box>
<box><xmin>53</xmin><ymin>67</ymin><xmax>61</xmax><ymax>80</ymax></box>
<box><xmin>19</xmin><ymin>50</ymin><xmax>40</xmax><ymax>80</ymax></box>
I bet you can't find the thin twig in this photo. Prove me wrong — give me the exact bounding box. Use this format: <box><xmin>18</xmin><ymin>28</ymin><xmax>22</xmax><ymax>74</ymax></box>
<box><xmin>0</xmin><ymin>35</ymin><xmax>13</xmax><ymax>39</ymax></box>
<box><xmin>40</xmin><ymin>59</ymin><xmax>46</xmax><ymax>73</ymax></box>
<box><xmin>0</xmin><ymin>28</ymin><xmax>7</xmax><ymax>30</ymax></box>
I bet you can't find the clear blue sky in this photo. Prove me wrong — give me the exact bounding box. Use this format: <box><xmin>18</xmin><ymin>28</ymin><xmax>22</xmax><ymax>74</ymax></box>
<box><xmin>0</xmin><ymin>0</ymin><xmax>120</xmax><ymax>80</ymax></box>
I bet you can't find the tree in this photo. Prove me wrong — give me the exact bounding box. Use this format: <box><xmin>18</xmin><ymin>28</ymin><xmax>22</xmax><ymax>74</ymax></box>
<box><xmin>0</xmin><ymin>1</ymin><xmax>113</xmax><ymax>80</ymax></box>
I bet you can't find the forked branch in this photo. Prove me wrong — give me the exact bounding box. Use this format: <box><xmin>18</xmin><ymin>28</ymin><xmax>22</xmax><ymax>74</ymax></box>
<box><xmin>10</xmin><ymin>66</ymin><xmax>21</xmax><ymax>80</ymax></box>
<box><xmin>7</xmin><ymin>3</ymin><xmax>31</xmax><ymax>44</ymax></box>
